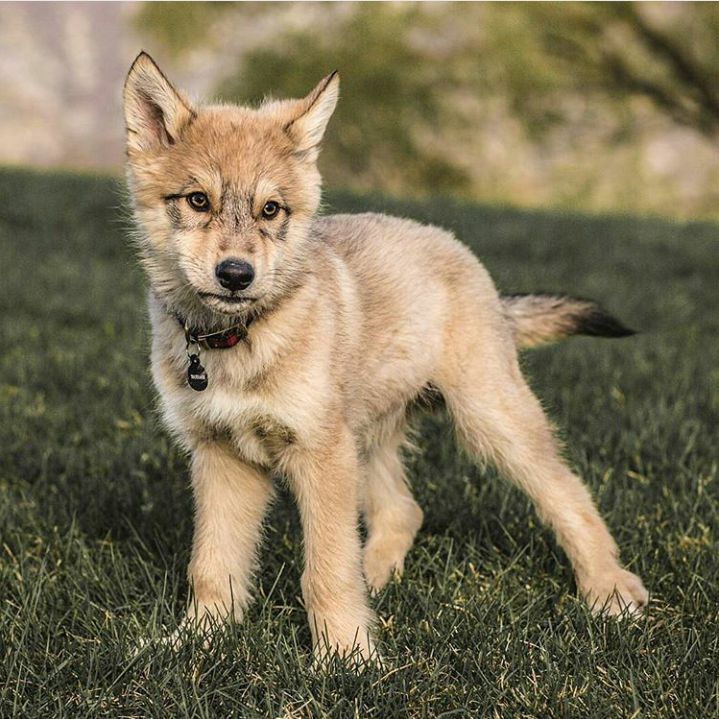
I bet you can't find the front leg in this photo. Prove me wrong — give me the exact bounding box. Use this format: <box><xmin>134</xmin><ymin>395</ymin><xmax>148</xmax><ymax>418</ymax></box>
<box><xmin>285</xmin><ymin>426</ymin><xmax>377</xmax><ymax>665</ymax></box>
<box><xmin>184</xmin><ymin>440</ymin><xmax>274</xmax><ymax>630</ymax></box>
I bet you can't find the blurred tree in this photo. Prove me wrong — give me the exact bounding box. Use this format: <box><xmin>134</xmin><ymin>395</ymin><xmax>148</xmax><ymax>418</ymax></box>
<box><xmin>135</xmin><ymin>2</ymin><xmax>719</xmax><ymax>214</ymax></box>
<box><xmin>131</xmin><ymin>2</ymin><xmax>237</xmax><ymax>58</ymax></box>
<box><xmin>504</xmin><ymin>3</ymin><xmax>719</xmax><ymax>137</ymax></box>
<box><xmin>218</xmin><ymin>5</ymin><xmax>471</xmax><ymax>195</ymax></box>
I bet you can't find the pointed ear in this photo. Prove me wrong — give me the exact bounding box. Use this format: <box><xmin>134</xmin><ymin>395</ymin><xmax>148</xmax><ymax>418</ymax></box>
<box><xmin>123</xmin><ymin>51</ymin><xmax>195</xmax><ymax>153</ymax></box>
<box><xmin>285</xmin><ymin>72</ymin><xmax>339</xmax><ymax>161</ymax></box>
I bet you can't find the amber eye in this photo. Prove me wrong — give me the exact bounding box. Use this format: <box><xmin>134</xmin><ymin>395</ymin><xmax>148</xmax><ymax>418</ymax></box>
<box><xmin>262</xmin><ymin>201</ymin><xmax>280</xmax><ymax>219</ymax></box>
<box><xmin>187</xmin><ymin>192</ymin><xmax>210</xmax><ymax>212</ymax></box>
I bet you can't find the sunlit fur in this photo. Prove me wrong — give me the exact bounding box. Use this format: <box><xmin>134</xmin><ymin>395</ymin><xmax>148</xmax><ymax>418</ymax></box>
<box><xmin>124</xmin><ymin>52</ymin><xmax>648</xmax><ymax>665</ymax></box>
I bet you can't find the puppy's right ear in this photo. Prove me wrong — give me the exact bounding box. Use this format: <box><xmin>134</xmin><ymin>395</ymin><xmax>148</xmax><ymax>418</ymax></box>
<box><xmin>285</xmin><ymin>71</ymin><xmax>339</xmax><ymax>163</ymax></box>
<box><xmin>123</xmin><ymin>51</ymin><xmax>195</xmax><ymax>153</ymax></box>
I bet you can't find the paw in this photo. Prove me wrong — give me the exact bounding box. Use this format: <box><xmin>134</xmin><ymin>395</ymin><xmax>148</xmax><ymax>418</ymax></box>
<box><xmin>312</xmin><ymin>631</ymin><xmax>382</xmax><ymax>671</ymax></box>
<box><xmin>131</xmin><ymin>626</ymin><xmax>187</xmax><ymax>659</ymax></box>
<box><xmin>307</xmin><ymin>603</ymin><xmax>381</xmax><ymax>671</ymax></box>
<box><xmin>363</xmin><ymin>536</ymin><xmax>409</xmax><ymax>594</ymax></box>
<box><xmin>133</xmin><ymin>614</ymin><xmax>218</xmax><ymax>657</ymax></box>
<box><xmin>580</xmin><ymin>567</ymin><xmax>648</xmax><ymax>617</ymax></box>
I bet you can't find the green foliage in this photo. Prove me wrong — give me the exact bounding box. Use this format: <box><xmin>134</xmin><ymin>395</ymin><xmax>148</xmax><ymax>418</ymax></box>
<box><xmin>499</xmin><ymin>3</ymin><xmax>719</xmax><ymax>135</ymax></box>
<box><xmin>135</xmin><ymin>3</ymin><xmax>719</xmax><ymax>215</ymax></box>
<box><xmin>219</xmin><ymin>5</ymin><xmax>471</xmax><ymax>196</ymax></box>
<box><xmin>2</xmin><ymin>168</ymin><xmax>719</xmax><ymax>717</ymax></box>
<box><xmin>132</xmin><ymin>2</ymin><xmax>237</xmax><ymax>57</ymax></box>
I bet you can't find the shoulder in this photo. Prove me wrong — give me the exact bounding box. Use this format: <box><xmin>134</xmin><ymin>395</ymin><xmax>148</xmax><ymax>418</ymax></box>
<box><xmin>313</xmin><ymin>211</ymin><xmax>433</xmax><ymax>239</ymax></box>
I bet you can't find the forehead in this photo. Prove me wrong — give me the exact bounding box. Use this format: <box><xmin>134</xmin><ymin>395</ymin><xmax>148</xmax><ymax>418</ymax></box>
<box><xmin>170</xmin><ymin>106</ymin><xmax>295</xmax><ymax>189</ymax></box>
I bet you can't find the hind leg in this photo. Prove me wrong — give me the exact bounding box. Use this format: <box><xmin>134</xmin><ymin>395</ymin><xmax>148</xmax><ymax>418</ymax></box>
<box><xmin>361</xmin><ymin>429</ymin><xmax>424</xmax><ymax>594</ymax></box>
<box><xmin>436</xmin><ymin>326</ymin><xmax>647</xmax><ymax>615</ymax></box>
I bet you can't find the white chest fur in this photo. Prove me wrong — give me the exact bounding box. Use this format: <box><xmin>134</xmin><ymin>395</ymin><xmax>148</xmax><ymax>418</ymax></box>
<box><xmin>185</xmin><ymin>380</ymin><xmax>300</xmax><ymax>467</ymax></box>
<box><xmin>149</xmin><ymin>308</ymin><xmax>332</xmax><ymax>470</ymax></box>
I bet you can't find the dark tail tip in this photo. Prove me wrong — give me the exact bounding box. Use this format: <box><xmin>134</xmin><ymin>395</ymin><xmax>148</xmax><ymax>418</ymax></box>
<box><xmin>575</xmin><ymin>307</ymin><xmax>637</xmax><ymax>339</ymax></box>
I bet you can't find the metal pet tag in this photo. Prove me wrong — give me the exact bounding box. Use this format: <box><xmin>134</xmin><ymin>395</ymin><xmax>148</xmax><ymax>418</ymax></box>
<box><xmin>187</xmin><ymin>353</ymin><xmax>208</xmax><ymax>391</ymax></box>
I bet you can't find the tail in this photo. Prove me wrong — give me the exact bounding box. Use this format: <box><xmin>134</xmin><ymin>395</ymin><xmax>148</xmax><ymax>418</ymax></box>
<box><xmin>501</xmin><ymin>293</ymin><xmax>636</xmax><ymax>349</ymax></box>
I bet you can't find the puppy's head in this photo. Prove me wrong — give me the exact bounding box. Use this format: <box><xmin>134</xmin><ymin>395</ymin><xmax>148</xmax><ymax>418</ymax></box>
<box><xmin>123</xmin><ymin>52</ymin><xmax>338</xmax><ymax>320</ymax></box>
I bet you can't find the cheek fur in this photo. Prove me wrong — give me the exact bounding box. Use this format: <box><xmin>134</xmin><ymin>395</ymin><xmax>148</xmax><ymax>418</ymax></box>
<box><xmin>166</xmin><ymin>201</ymin><xmax>183</xmax><ymax>230</ymax></box>
<box><xmin>175</xmin><ymin>230</ymin><xmax>223</xmax><ymax>286</ymax></box>
<box><xmin>135</xmin><ymin>204</ymin><xmax>175</xmax><ymax>253</ymax></box>
<box><xmin>276</xmin><ymin>215</ymin><xmax>290</xmax><ymax>243</ymax></box>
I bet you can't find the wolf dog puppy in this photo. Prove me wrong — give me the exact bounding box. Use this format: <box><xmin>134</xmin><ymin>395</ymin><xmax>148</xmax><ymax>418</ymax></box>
<box><xmin>124</xmin><ymin>52</ymin><xmax>647</xmax><ymax>663</ymax></box>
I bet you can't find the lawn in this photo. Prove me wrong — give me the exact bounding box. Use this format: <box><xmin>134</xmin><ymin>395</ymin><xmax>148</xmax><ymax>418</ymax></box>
<box><xmin>1</xmin><ymin>167</ymin><xmax>717</xmax><ymax>718</ymax></box>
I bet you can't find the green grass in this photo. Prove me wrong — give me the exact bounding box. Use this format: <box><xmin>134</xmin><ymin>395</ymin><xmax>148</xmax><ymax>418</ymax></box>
<box><xmin>1</xmin><ymin>167</ymin><xmax>717</xmax><ymax>718</ymax></box>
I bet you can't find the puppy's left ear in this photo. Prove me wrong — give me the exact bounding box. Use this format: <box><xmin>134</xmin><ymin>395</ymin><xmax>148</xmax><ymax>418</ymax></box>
<box><xmin>124</xmin><ymin>51</ymin><xmax>195</xmax><ymax>154</ymax></box>
<box><xmin>286</xmin><ymin>71</ymin><xmax>339</xmax><ymax>161</ymax></box>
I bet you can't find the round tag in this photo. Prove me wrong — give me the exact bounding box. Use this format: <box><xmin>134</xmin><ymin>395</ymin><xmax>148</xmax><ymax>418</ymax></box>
<box><xmin>187</xmin><ymin>354</ymin><xmax>208</xmax><ymax>391</ymax></box>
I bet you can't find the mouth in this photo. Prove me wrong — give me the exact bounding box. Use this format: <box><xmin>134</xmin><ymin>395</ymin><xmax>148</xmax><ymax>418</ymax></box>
<box><xmin>198</xmin><ymin>292</ymin><xmax>257</xmax><ymax>310</ymax></box>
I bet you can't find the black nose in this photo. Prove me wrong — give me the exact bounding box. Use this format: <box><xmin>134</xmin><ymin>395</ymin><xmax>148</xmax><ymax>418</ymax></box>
<box><xmin>215</xmin><ymin>259</ymin><xmax>255</xmax><ymax>291</ymax></box>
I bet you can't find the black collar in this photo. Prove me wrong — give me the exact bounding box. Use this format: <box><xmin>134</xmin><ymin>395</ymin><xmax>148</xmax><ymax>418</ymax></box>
<box><xmin>159</xmin><ymin>300</ymin><xmax>254</xmax><ymax>392</ymax></box>
<box><xmin>178</xmin><ymin>315</ymin><xmax>253</xmax><ymax>350</ymax></box>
